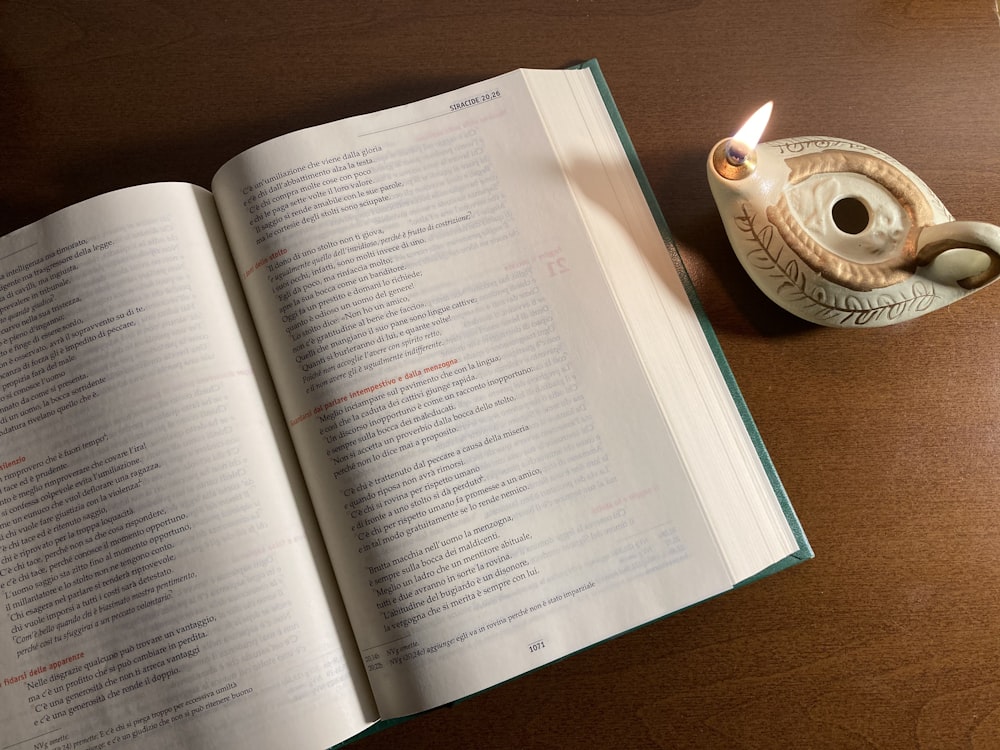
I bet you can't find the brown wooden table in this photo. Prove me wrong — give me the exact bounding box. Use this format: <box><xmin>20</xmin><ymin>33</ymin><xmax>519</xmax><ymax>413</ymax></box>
<box><xmin>4</xmin><ymin>1</ymin><xmax>1000</xmax><ymax>747</ymax></box>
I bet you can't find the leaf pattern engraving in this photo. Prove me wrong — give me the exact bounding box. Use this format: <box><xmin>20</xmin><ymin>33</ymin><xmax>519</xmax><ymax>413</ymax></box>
<box><xmin>734</xmin><ymin>204</ymin><xmax>939</xmax><ymax>326</ymax></box>
<box><xmin>772</xmin><ymin>138</ymin><xmax>872</xmax><ymax>155</ymax></box>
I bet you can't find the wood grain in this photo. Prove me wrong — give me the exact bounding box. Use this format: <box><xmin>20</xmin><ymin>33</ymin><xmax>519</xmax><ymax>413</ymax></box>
<box><xmin>3</xmin><ymin>1</ymin><xmax>1000</xmax><ymax>747</ymax></box>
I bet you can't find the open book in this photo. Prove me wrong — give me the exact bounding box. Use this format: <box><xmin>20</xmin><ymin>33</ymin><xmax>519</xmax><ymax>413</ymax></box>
<box><xmin>0</xmin><ymin>60</ymin><xmax>810</xmax><ymax>750</ymax></box>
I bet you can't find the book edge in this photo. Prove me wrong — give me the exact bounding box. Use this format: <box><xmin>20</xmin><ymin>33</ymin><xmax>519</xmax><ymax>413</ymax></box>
<box><xmin>570</xmin><ymin>58</ymin><xmax>813</xmax><ymax>572</ymax></box>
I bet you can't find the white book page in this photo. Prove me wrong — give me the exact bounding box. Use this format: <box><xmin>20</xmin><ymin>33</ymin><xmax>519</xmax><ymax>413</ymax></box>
<box><xmin>524</xmin><ymin>68</ymin><xmax>799</xmax><ymax>580</ymax></box>
<box><xmin>0</xmin><ymin>184</ymin><xmax>376</xmax><ymax>750</ymax></box>
<box><xmin>212</xmin><ymin>70</ymin><xmax>734</xmax><ymax>717</ymax></box>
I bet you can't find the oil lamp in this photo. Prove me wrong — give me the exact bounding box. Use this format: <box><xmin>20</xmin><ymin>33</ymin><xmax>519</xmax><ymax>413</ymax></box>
<box><xmin>707</xmin><ymin>104</ymin><xmax>1000</xmax><ymax>327</ymax></box>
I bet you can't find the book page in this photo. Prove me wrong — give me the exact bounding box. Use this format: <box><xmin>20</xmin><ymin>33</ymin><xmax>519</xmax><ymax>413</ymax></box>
<box><xmin>0</xmin><ymin>184</ymin><xmax>376</xmax><ymax>750</ymax></box>
<box><xmin>524</xmin><ymin>67</ymin><xmax>800</xmax><ymax>580</ymax></box>
<box><xmin>212</xmin><ymin>70</ymin><xmax>748</xmax><ymax>717</ymax></box>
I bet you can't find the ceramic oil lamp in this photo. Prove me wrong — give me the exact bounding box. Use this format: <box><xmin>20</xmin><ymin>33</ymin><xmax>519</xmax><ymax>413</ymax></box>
<box><xmin>707</xmin><ymin>103</ymin><xmax>1000</xmax><ymax>327</ymax></box>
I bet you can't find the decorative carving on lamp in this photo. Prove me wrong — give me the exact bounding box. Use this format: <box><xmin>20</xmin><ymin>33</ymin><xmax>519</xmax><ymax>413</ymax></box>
<box><xmin>707</xmin><ymin>104</ymin><xmax>1000</xmax><ymax>327</ymax></box>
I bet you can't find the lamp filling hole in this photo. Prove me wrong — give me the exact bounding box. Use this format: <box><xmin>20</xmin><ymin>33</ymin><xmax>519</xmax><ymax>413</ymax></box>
<box><xmin>832</xmin><ymin>197</ymin><xmax>870</xmax><ymax>235</ymax></box>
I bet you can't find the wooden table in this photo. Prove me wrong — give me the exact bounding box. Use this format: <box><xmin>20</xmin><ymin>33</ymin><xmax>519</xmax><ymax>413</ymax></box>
<box><xmin>3</xmin><ymin>1</ymin><xmax>1000</xmax><ymax>747</ymax></box>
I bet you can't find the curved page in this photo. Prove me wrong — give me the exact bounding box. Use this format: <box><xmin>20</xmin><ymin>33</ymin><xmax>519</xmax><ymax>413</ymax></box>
<box><xmin>0</xmin><ymin>184</ymin><xmax>375</xmax><ymax>750</ymax></box>
<box><xmin>212</xmin><ymin>70</ymin><xmax>734</xmax><ymax>717</ymax></box>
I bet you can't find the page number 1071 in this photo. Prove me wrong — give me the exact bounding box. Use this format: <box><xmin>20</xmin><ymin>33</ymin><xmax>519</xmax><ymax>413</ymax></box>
<box><xmin>529</xmin><ymin>639</ymin><xmax>546</xmax><ymax>653</ymax></box>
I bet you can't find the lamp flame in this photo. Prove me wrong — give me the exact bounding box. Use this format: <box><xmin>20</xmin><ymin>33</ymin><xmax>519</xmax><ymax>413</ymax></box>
<box><xmin>725</xmin><ymin>101</ymin><xmax>773</xmax><ymax>166</ymax></box>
